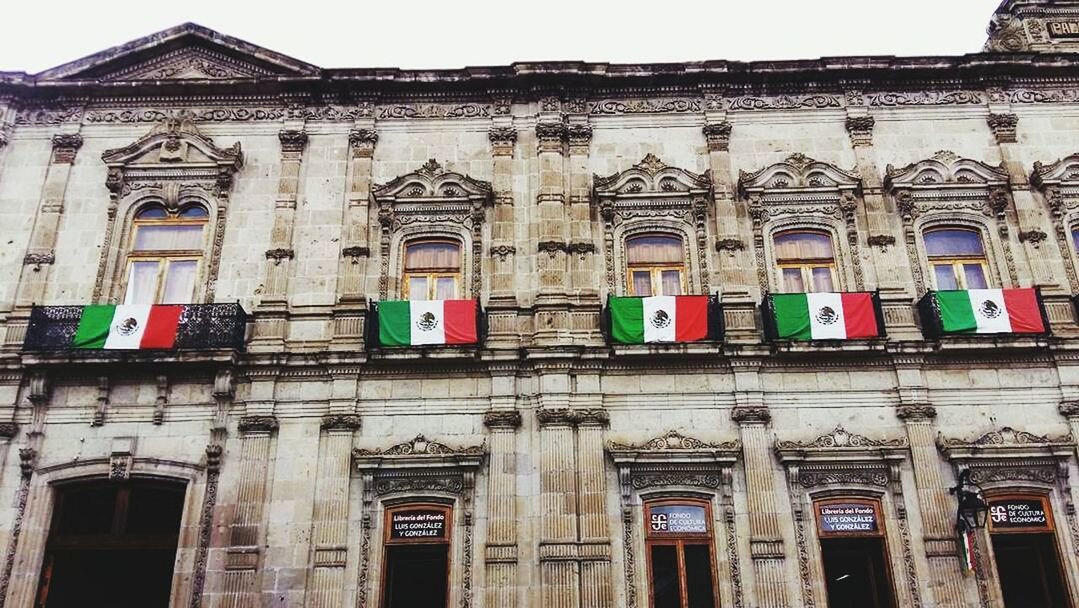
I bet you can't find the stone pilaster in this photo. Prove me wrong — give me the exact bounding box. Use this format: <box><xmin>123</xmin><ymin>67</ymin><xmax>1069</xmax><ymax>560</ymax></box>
<box><xmin>487</xmin><ymin>119</ymin><xmax>520</xmax><ymax>348</ymax></box>
<box><xmin>304</xmin><ymin>414</ymin><xmax>362</xmax><ymax>607</ymax></box>
<box><xmin>252</xmin><ymin>126</ymin><xmax>308</xmax><ymax>348</ymax></box>
<box><xmin>566</xmin><ymin>114</ymin><xmax>595</xmax><ymax>298</ymax></box>
<box><xmin>220</xmin><ymin>416</ymin><xmax>279</xmax><ymax>606</ymax></box>
<box><xmin>892</xmin><ymin>355</ymin><xmax>970</xmax><ymax>607</ymax></box>
<box><xmin>536</xmin><ymin>407</ymin><xmax>580</xmax><ymax>608</ymax></box>
<box><xmin>483</xmin><ymin>409</ymin><xmax>522</xmax><ymax>608</ymax></box>
<box><xmin>333</xmin><ymin>122</ymin><xmax>378</xmax><ymax>348</ymax></box>
<box><xmin>730</xmin><ymin>358</ymin><xmax>791</xmax><ymax>607</ymax></box>
<box><xmin>575</xmin><ymin>410</ymin><xmax>613</xmax><ymax>608</ymax></box>
<box><xmin>533</xmin><ymin>97</ymin><xmax>571</xmax><ymax>345</ymax></box>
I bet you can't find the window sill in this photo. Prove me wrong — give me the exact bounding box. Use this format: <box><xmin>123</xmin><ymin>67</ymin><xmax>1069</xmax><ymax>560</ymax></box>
<box><xmin>21</xmin><ymin>348</ymin><xmax>240</xmax><ymax>367</ymax></box>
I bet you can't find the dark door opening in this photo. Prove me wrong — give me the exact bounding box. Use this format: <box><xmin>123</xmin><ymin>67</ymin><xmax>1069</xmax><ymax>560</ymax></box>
<box><xmin>992</xmin><ymin>533</ymin><xmax>1071</xmax><ymax>608</ymax></box>
<box><xmin>36</xmin><ymin>480</ymin><xmax>185</xmax><ymax>608</ymax></box>
<box><xmin>381</xmin><ymin>543</ymin><xmax>449</xmax><ymax>608</ymax></box>
<box><xmin>820</xmin><ymin>537</ymin><xmax>896</xmax><ymax>608</ymax></box>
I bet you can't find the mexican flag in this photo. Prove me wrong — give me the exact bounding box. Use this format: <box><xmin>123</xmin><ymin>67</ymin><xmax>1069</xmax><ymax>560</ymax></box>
<box><xmin>769</xmin><ymin>292</ymin><xmax>882</xmax><ymax>340</ymax></box>
<box><xmin>609</xmin><ymin>295</ymin><xmax>709</xmax><ymax>344</ymax></box>
<box><xmin>377</xmin><ymin>300</ymin><xmax>478</xmax><ymax>346</ymax></box>
<box><xmin>933</xmin><ymin>289</ymin><xmax>1045</xmax><ymax>334</ymax></box>
<box><xmin>73</xmin><ymin>304</ymin><xmax>184</xmax><ymax>349</ymax></box>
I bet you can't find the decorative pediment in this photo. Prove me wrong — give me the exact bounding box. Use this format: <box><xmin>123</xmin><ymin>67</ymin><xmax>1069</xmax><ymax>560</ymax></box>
<box><xmin>352</xmin><ymin>434</ymin><xmax>486</xmax><ymax>495</ymax></box>
<box><xmin>608</xmin><ymin>430</ymin><xmax>739</xmax><ymax>452</ymax></box>
<box><xmin>738</xmin><ymin>153</ymin><xmax>861</xmax><ymax>198</ymax></box>
<box><xmin>1031</xmin><ymin>153</ymin><xmax>1079</xmax><ymax>190</ymax></box>
<box><xmin>938</xmin><ymin>426</ymin><xmax>1072</xmax><ymax>450</ymax></box>
<box><xmin>775</xmin><ymin>426</ymin><xmax>907</xmax><ymax>490</ymax></box>
<box><xmin>593</xmin><ymin>154</ymin><xmax>711</xmax><ymax>197</ymax></box>
<box><xmin>884</xmin><ymin>150</ymin><xmax>1009</xmax><ymax>191</ymax></box>
<box><xmin>938</xmin><ymin>426</ymin><xmax>1074</xmax><ymax>485</ymax></box>
<box><xmin>372</xmin><ymin>159</ymin><xmax>492</xmax><ymax>203</ymax></box>
<box><xmin>354</xmin><ymin>434</ymin><xmax>485</xmax><ymax>457</ymax></box>
<box><xmin>775</xmin><ymin>425</ymin><xmax>908</xmax><ymax>451</ymax></box>
<box><xmin>101</xmin><ymin>115</ymin><xmax>243</xmax><ymax>197</ymax></box>
<box><xmin>36</xmin><ymin>23</ymin><xmax>319</xmax><ymax>82</ymax></box>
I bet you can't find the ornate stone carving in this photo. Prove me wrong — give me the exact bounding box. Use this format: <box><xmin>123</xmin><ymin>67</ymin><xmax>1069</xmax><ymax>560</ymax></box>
<box><xmin>609</xmin><ymin>430</ymin><xmax>738</xmax><ymax>451</ymax></box>
<box><xmin>703</xmin><ymin>122</ymin><xmax>732</xmax><ymax>152</ymax></box>
<box><xmin>715</xmin><ymin>238</ymin><xmax>745</xmax><ymax>252</ymax></box>
<box><xmin>867</xmin><ymin>234</ymin><xmax>896</xmax><ymax>251</ymax></box>
<box><xmin>489</xmin><ymin>244</ymin><xmax>516</xmax><ymax>260</ymax></box>
<box><xmin>265</xmin><ymin>248</ymin><xmax>294</xmax><ymax>264</ymax></box>
<box><xmin>537</xmin><ymin>241</ymin><xmax>567</xmax><ymax>257</ymax></box>
<box><xmin>631</xmin><ymin>473</ymin><xmax>722</xmax><ymax>489</ymax></box>
<box><xmin>483</xmin><ymin>410</ymin><xmax>522</xmax><ymax>429</ymax></box>
<box><xmin>589</xmin><ymin>98</ymin><xmax>701</xmax><ymax>115</ymax></box>
<box><xmin>535</xmin><ymin>122</ymin><xmax>566</xmax><ymax>144</ymax></box>
<box><xmin>355</xmin><ymin>434</ymin><xmax>484</xmax><ymax>456</ymax></box>
<box><xmin>731</xmin><ymin>407</ymin><xmax>771</xmax><ymax>424</ymax></box>
<box><xmin>728</xmin><ymin>94</ymin><xmax>841</xmax><ymax>111</ymax></box>
<box><xmin>22</xmin><ymin>252</ymin><xmax>55</xmax><ymax>270</ymax></box>
<box><xmin>567</xmin><ymin>242</ymin><xmax>595</xmax><ymax>257</ymax></box>
<box><xmin>18</xmin><ymin>447</ymin><xmax>35</xmax><ymax>479</ymax></box>
<box><xmin>488</xmin><ymin>126</ymin><xmax>517</xmax><ymax>154</ymax></box>
<box><xmin>776</xmin><ymin>425</ymin><xmax>907</xmax><ymax>450</ymax></box>
<box><xmin>378</xmin><ymin>103</ymin><xmax>490</xmax><ymax>120</ymax></box>
<box><xmin>1060</xmin><ymin>401</ymin><xmax>1079</xmax><ymax>418</ymax></box>
<box><xmin>109</xmin><ymin>452</ymin><xmax>133</xmax><ymax>481</ymax></box>
<box><xmin>565</xmin><ymin>124</ymin><xmax>593</xmax><ymax>148</ymax></box>
<box><xmin>238</xmin><ymin>415</ymin><xmax>279</xmax><ymax>434</ymax></box>
<box><xmin>321</xmin><ymin>414</ymin><xmax>363</xmax><ymax>431</ymax></box>
<box><xmin>0</xmin><ymin>423</ymin><xmax>17</xmax><ymax>439</ymax></box>
<box><xmin>536</xmin><ymin>408</ymin><xmax>610</xmax><ymax>427</ymax></box>
<box><xmin>341</xmin><ymin>245</ymin><xmax>370</xmax><ymax>262</ymax></box>
<box><xmin>1019</xmin><ymin>229</ymin><xmax>1048</xmax><ymax>247</ymax></box>
<box><xmin>798</xmin><ymin>469</ymin><xmax>889</xmax><ymax>488</ymax></box>
<box><xmin>277</xmin><ymin>129</ymin><xmax>308</xmax><ymax>153</ymax></box>
<box><xmin>845</xmin><ymin>115</ymin><xmax>875</xmax><ymax>147</ymax></box>
<box><xmin>985</xmin><ymin>12</ymin><xmax>1030</xmax><ymax>52</ymax></box>
<box><xmin>867</xmin><ymin>91</ymin><xmax>984</xmax><ymax>107</ymax></box>
<box><xmin>938</xmin><ymin>426</ymin><xmax>1069</xmax><ymax>448</ymax></box>
<box><xmin>987</xmin><ymin>113</ymin><xmax>1019</xmax><ymax>144</ymax></box>
<box><xmin>895</xmin><ymin>404</ymin><xmax>937</xmax><ymax>420</ymax></box>
<box><xmin>348</xmin><ymin>128</ymin><xmax>378</xmax><ymax>157</ymax></box>
<box><xmin>51</xmin><ymin>133</ymin><xmax>83</xmax><ymax>164</ymax></box>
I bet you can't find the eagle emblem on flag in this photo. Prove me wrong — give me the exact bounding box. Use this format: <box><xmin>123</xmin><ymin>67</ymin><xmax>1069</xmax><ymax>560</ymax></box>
<box><xmin>815</xmin><ymin>306</ymin><xmax>838</xmax><ymax>325</ymax></box>
<box><xmin>416</xmin><ymin>311</ymin><xmax>438</xmax><ymax>332</ymax></box>
<box><xmin>650</xmin><ymin>309</ymin><xmax>672</xmax><ymax>329</ymax></box>
<box><xmin>115</xmin><ymin>317</ymin><xmax>140</xmax><ymax>336</ymax></box>
<box><xmin>978</xmin><ymin>300</ymin><xmax>1002</xmax><ymax>319</ymax></box>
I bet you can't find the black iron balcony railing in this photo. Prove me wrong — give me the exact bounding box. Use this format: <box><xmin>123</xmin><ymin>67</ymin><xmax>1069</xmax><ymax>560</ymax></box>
<box><xmin>23</xmin><ymin>303</ymin><xmax>248</xmax><ymax>352</ymax></box>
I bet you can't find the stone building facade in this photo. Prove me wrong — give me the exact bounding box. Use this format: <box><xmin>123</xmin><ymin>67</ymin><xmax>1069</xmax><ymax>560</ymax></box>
<box><xmin>2</xmin><ymin>1</ymin><xmax>1079</xmax><ymax>606</ymax></box>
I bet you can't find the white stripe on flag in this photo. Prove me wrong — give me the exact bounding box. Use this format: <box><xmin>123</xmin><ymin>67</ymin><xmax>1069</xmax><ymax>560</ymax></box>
<box><xmin>806</xmin><ymin>292</ymin><xmax>846</xmax><ymax>340</ymax></box>
<box><xmin>409</xmin><ymin>300</ymin><xmax>447</xmax><ymax>345</ymax></box>
<box><xmin>968</xmin><ymin>289</ymin><xmax>1012</xmax><ymax>333</ymax></box>
<box><xmin>642</xmin><ymin>296</ymin><xmax>677</xmax><ymax>343</ymax></box>
<box><xmin>103</xmin><ymin>305</ymin><xmax>152</xmax><ymax>350</ymax></box>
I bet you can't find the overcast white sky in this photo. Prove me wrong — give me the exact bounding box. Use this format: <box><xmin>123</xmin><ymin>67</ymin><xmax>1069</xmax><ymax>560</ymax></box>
<box><xmin>2</xmin><ymin>0</ymin><xmax>1003</xmax><ymax>73</ymax></box>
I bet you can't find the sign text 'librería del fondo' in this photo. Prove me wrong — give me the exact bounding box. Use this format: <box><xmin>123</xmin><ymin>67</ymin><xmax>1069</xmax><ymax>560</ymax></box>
<box><xmin>817</xmin><ymin>502</ymin><xmax>880</xmax><ymax>535</ymax></box>
<box><xmin>390</xmin><ymin>509</ymin><xmax>447</xmax><ymax>540</ymax></box>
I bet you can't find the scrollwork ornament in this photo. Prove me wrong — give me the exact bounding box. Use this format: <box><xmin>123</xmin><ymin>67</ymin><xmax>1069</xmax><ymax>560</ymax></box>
<box><xmin>535</xmin><ymin>122</ymin><xmax>566</xmax><ymax>144</ymax></box>
<box><xmin>703</xmin><ymin>122</ymin><xmax>732</xmax><ymax>152</ymax></box>
<box><xmin>867</xmin><ymin>234</ymin><xmax>896</xmax><ymax>251</ymax></box>
<box><xmin>489</xmin><ymin>244</ymin><xmax>516</xmax><ymax>261</ymax></box>
<box><xmin>538</xmin><ymin>240</ymin><xmax>567</xmax><ymax>258</ymax></box>
<box><xmin>566</xmin><ymin>124</ymin><xmax>593</xmax><ymax>148</ymax></box>
<box><xmin>845</xmin><ymin>115</ymin><xmax>875</xmax><ymax>146</ymax></box>
<box><xmin>731</xmin><ymin>406</ymin><xmax>771</xmax><ymax>424</ymax></box>
<box><xmin>321</xmin><ymin>414</ymin><xmax>363</xmax><ymax>431</ymax></box>
<box><xmin>51</xmin><ymin>133</ymin><xmax>83</xmax><ymax>164</ymax></box>
<box><xmin>238</xmin><ymin>415</ymin><xmax>279</xmax><ymax>435</ymax></box>
<box><xmin>341</xmin><ymin>245</ymin><xmax>370</xmax><ymax>262</ymax></box>
<box><xmin>277</xmin><ymin>129</ymin><xmax>308</xmax><ymax>152</ymax></box>
<box><xmin>987</xmin><ymin>113</ymin><xmax>1019</xmax><ymax>144</ymax></box>
<box><xmin>715</xmin><ymin>238</ymin><xmax>745</xmax><ymax>253</ymax></box>
<box><xmin>23</xmin><ymin>252</ymin><xmax>55</xmax><ymax>271</ymax></box>
<box><xmin>896</xmin><ymin>404</ymin><xmax>937</xmax><ymax>421</ymax></box>
<box><xmin>488</xmin><ymin>126</ymin><xmax>517</xmax><ymax>154</ymax></box>
<box><xmin>1019</xmin><ymin>229</ymin><xmax>1048</xmax><ymax>247</ymax></box>
<box><xmin>265</xmin><ymin>248</ymin><xmax>294</xmax><ymax>265</ymax></box>
<box><xmin>483</xmin><ymin>410</ymin><xmax>522</xmax><ymax>429</ymax></box>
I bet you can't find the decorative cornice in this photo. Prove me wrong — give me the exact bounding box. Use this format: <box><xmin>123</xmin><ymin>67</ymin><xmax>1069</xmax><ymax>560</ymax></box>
<box><xmin>483</xmin><ymin>410</ymin><xmax>522</xmax><ymax>429</ymax></box>
<box><xmin>609</xmin><ymin>430</ymin><xmax>738</xmax><ymax>451</ymax></box>
<box><xmin>845</xmin><ymin>115</ymin><xmax>875</xmax><ymax>147</ymax></box>
<box><xmin>896</xmin><ymin>404</ymin><xmax>937</xmax><ymax>421</ymax></box>
<box><xmin>237</xmin><ymin>415</ymin><xmax>278</xmax><ymax>435</ymax></box>
<box><xmin>702</xmin><ymin>121</ymin><xmax>732</xmax><ymax>152</ymax></box>
<box><xmin>987</xmin><ymin>112</ymin><xmax>1019</xmax><ymax>144</ymax></box>
<box><xmin>321</xmin><ymin>414</ymin><xmax>363</xmax><ymax>431</ymax></box>
<box><xmin>354</xmin><ymin>434</ymin><xmax>483</xmax><ymax>456</ymax></box>
<box><xmin>51</xmin><ymin>133</ymin><xmax>83</xmax><ymax>164</ymax></box>
<box><xmin>265</xmin><ymin>248</ymin><xmax>294</xmax><ymax>264</ymax></box>
<box><xmin>775</xmin><ymin>425</ymin><xmax>907</xmax><ymax>450</ymax></box>
<box><xmin>731</xmin><ymin>406</ymin><xmax>771</xmax><ymax>424</ymax></box>
<box><xmin>277</xmin><ymin>129</ymin><xmax>308</xmax><ymax>153</ymax></box>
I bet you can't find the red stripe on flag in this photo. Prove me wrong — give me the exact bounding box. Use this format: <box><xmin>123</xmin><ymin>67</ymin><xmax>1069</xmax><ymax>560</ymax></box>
<box><xmin>674</xmin><ymin>296</ymin><xmax>709</xmax><ymax>342</ymax></box>
<box><xmin>1002</xmin><ymin>288</ymin><xmax>1045</xmax><ymax>333</ymax></box>
<box><xmin>140</xmin><ymin>305</ymin><xmax>183</xmax><ymax>349</ymax></box>
<box><xmin>443</xmin><ymin>300</ymin><xmax>478</xmax><ymax>344</ymax></box>
<box><xmin>839</xmin><ymin>292</ymin><xmax>879</xmax><ymax>339</ymax></box>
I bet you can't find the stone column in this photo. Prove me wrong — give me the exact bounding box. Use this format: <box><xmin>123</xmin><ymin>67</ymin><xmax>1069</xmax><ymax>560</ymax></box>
<box><xmin>575</xmin><ymin>409</ymin><xmax>612</xmax><ymax>608</ymax></box>
<box><xmin>701</xmin><ymin>101</ymin><xmax>757</xmax><ymax>342</ymax></box>
<box><xmin>483</xmin><ymin>410</ymin><xmax>522</xmax><ymax>608</ymax></box>
<box><xmin>536</xmin><ymin>408</ymin><xmax>579</xmax><ymax>608</ymax></box>
<box><xmin>566</xmin><ymin>116</ymin><xmax>595</xmax><ymax>297</ymax></box>
<box><xmin>533</xmin><ymin>97</ymin><xmax>570</xmax><ymax>344</ymax></box>
<box><xmin>220</xmin><ymin>416</ymin><xmax>279</xmax><ymax>607</ymax></box>
<box><xmin>487</xmin><ymin>123</ymin><xmax>520</xmax><ymax>348</ymax></box>
<box><xmin>730</xmin><ymin>358</ymin><xmax>791</xmax><ymax>607</ymax></box>
<box><xmin>305</xmin><ymin>414</ymin><xmax>362</xmax><ymax>607</ymax></box>
<box><xmin>892</xmin><ymin>355</ymin><xmax>971</xmax><ymax>607</ymax></box>
<box><xmin>333</xmin><ymin>123</ymin><xmax>378</xmax><ymax>348</ymax></box>
<box><xmin>252</xmin><ymin>127</ymin><xmax>308</xmax><ymax>348</ymax></box>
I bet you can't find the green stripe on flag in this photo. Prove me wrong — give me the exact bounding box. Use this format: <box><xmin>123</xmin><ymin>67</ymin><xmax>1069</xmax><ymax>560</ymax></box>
<box><xmin>609</xmin><ymin>297</ymin><xmax>645</xmax><ymax>344</ymax></box>
<box><xmin>72</xmin><ymin>305</ymin><xmax>116</xmax><ymax>349</ymax></box>
<box><xmin>935</xmin><ymin>291</ymin><xmax>977</xmax><ymax>333</ymax></box>
<box><xmin>771</xmin><ymin>294</ymin><xmax>812</xmax><ymax>340</ymax></box>
<box><xmin>378</xmin><ymin>301</ymin><xmax>412</xmax><ymax>346</ymax></box>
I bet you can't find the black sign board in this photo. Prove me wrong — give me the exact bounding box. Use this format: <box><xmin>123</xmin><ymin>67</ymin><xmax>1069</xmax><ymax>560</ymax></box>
<box><xmin>389</xmin><ymin>508</ymin><xmax>448</xmax><ymax>540</ymax></box>
<box><xmin>817</xmin><ymin>502</ymin><xmax>880</xmax><ymax>535</ymax></box>
<box><xmin>649</xmin><ymin>504</ymin><xmax>708</xmax><ymax>535</ymax></box>
<box><xmin>1048</xmin><ymin>21</ymin><xmax>1079</xmax><ymax>39</ymax></box>
<box><xmin>989</xmin><ymin>498</ymin><xmax>1051</xmax><ymax>531</ymax></box>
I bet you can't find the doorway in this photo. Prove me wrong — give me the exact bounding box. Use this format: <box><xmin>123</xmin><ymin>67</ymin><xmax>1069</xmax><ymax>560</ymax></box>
<box><xmin>820</xmin><ymin>537</ymin><xmax>895</xmax><ymax>608</ymax></box>
<box><xmin>380</xmin><ymin>504</ymin><xmax>452</xmax><ymax>608</ymax></box>
<box><xmin>36</xmin><ymin>479</ymin><xmax>186</xmax><ymax>608</ymax></box>
<box><xmin>992</xmin><ymin>533</ymin><xmax>1070</xmax><ymax>607</ymax></box>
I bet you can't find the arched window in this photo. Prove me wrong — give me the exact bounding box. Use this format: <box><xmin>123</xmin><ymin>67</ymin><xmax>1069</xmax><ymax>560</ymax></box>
<box><xmin>403</xmin><ymin>239</ymin><xmax>461</xmax><ymax>300</ymax></box>
<box><xmin>645</xmin><ymin>499</ymin><xmax>718</xmax><ymax>608</ymax></box>
<box><xmin>626</xmin><ymin>234</ymin><xmax>685</xmax><ymax>296</ymax></box>
<box><xmin>124</xmin><ymin>203</ymin><xmax>209</xmax><ymax>304</ymax></box>
<box><xmin>923</xmin><ymin>228</ymin><xmax>989</xmax><ymax>290</ymax></box>
<box><xmin>774</xmin><ymin>230</ymin><xmax>836</xmax><ymax>293</ymax></box>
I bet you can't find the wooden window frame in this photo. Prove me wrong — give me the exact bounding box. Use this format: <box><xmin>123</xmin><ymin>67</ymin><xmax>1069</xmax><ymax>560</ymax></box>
<box><xmin>122</xmin><ymin>204</ymin><xmax>209</xmax><ymax>304</ymax></box>
<box><xmin>625</xmin><ymin>234</ymin><xmax>687</xmax><ymax>297</ymax></box>
<box><xmin>923</xmin><ymin>227</ymin><xmax>992</xmax><ymax>290</ymax></box>
<box><xmin>401</xmin><ymin>239</ymin><xmax>463</xmax><ymax>301</ymax></box>
<box><xmin>773</xmin><ymin>229</ymin><xmax>838</xmax><ymax>294</ymax></box>
<box><xmin>644</xmin><ymin>498</ymin><xmax>720</xmax><ymax>608</ymax></box>
<box><xmin>986</xmin><ymin>494</ymin><xmax>1056</xmax><ymax>535</ymax></box>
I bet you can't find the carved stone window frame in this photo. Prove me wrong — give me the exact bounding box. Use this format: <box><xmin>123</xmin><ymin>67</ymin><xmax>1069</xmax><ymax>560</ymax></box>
<box><xmin>1032</xmin><ymin>153</ymin><xmax>1079</xmax><ymax>292</ymax></box>
<box><xmin>593</xmin><ymin>154</ymin><xmax>712</xmax><ymax>296</ymax></box>
<box><xmin>885</xmin><ymin>150</ymin><xmax>1016</xmax><ymax>293</ymax></box>
<box><xmin>372</xmin><ymin>159</ymin><xmax>493</xmax><ymax>300</ymax></box>
<box><xmin>775</xmin><ymin>426</ymin><xmax>919</xmax><ymax>608</ymax></box>
<box><xmin>607</xmin><ymin>431</ymin><xmax>743</xmax><ymax>608</ymax></box>
<box><xmin>95</xmin><ymin>116</ymin><xmax>243</xmax><ymax>304</ymax></box>
<box><xmin>352</xmin><ymin>434</ymin><xmax>485</xmax><ymax>608</ymax></box>
<box><xmin>738</xmin><ymin>153</ymin><xmax>865</xmax><ymax>295</ymax></box>
<box><xmin>937</xmin><ymin>426</ymin><xmax>1079</xmax><ymax>608</ymax></box>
